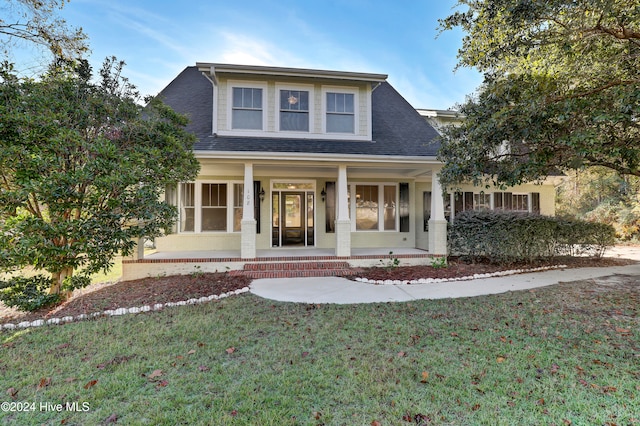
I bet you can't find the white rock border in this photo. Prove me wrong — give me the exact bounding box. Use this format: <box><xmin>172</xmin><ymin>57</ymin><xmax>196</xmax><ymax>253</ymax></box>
<box><xmin>1</xmin><ymin>287</ymin><xmax>251</xmax><ymax>331</ymax></box>
<box><xmin>354</xmin><ymin>264</ymin><xmax>568</xmax><ymax>285</ymax></box>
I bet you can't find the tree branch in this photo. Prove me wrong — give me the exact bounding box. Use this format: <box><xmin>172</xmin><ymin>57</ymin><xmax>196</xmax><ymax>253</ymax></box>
<box><xmin>547</xmin><ymin>79</ymin><xmax>639</xmax><ymax>103</ymax></box>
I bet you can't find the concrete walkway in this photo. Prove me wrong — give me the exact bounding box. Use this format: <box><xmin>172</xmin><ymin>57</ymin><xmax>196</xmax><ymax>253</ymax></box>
<box><xmin>250</xmin><ymin>263</ymin><xmax>640</xmax><ymax>304</ymax></box>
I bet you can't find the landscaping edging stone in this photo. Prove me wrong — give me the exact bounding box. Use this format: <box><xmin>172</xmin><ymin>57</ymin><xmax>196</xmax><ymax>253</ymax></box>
<box><xmin>354</xmin><ymin>264</ymin><xmax>568</xmax><ymax>285</ymax></box>
<box><xmin>1</xmin><ymin>286</ymin><xmax>251</xmax><ymax>331</ymax></box>
<box><xmin>2</xmin><ymin>265</ymin><xmax>571</xmax><ymax>331</ymax></box>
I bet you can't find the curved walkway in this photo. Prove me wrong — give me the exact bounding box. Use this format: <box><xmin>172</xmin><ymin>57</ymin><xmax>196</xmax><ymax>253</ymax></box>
<box><xmin>250</xmin><ymin>263</ymin><xmax>640</xmax><ymax>304</ymax></box>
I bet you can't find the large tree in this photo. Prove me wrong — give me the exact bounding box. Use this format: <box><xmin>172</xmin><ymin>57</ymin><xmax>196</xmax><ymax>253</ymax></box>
<box><xmin>1</xmin><ymin>0</ymin><xmax>87</xmax><ymax>60</ymax></box>
<box><xmin>0</xmin><ymin>58</ymin><xmax>199</xmax><ymax>306</ymax></box>
<box><xmin>437</xmin><ymin>0</ymin><xmax>640</xmax><ymax>189</ymax></box>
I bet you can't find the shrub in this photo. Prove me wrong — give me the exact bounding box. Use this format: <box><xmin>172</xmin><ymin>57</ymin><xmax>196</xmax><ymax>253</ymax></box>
<box><xmin>0</xmin><ymin>275</ymin><xmax>61</xmax><ymax>312</ymax></box>
<box><xmin>449</xmin><ymin>210</ymin><xmax>615</xmax><ymax>264</ymax></box>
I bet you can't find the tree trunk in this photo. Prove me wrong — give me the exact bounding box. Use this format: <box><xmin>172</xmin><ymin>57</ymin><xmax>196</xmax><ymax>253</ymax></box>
<box><xmin>50</xmin><ymin>267</ymin><xmax>74</xmax><ymax>300</ymax></box>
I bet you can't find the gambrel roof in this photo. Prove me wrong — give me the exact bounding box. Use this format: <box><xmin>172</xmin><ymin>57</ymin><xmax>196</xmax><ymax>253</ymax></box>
<box><xmin>158</xmin><ymin>66</ymin><xmax>441</xmax><ymax>157</ymax></box>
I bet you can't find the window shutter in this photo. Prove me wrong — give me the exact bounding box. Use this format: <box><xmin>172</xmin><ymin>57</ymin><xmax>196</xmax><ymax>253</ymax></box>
<box><xmin>253</xmin><ymin>181</ymin><xmax>261</xmax><ymax>234</ymax></box>
<box><xmin>454</xmin><ymin>192</ymin><xmax>464</xmax><ymax>215</ymax></box>
<box><xmin>325</xmin><ymin>182</ymin><xmax>336</xmax><ymax>233</ymax></box>
<box><xmin>464</xmin><ymin>192</ymin><xmax>474</xmax><ymax>211</ymax></box>
<box><xmin>494</xmin><ymin>192</ymin><xmax>503</xmax><ymax>210</ymax></box>
<box><xmin>531</xmin><ymin>192</ymin><xmax>540</xmax><ymax>214</ymax></box>
<box><xmin>399</xmin><ymin>183</ymin><xmax>410</xmax><ymax>232</ymax></box>
<box><xmin>504</xmin><ymin>192</ymin><xmax>513</xmax><ymax>210</ymax></box>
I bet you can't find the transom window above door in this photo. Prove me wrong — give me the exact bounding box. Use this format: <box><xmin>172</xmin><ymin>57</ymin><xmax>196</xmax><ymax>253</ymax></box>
<box><xmin>279</xmin><ymin>89</ymin><xmax>309</xmax><ymax>132</ymax></box>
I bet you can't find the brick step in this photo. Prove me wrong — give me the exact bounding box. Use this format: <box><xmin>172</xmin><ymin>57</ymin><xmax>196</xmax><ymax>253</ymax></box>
<box><xmin>241</xmin><ymin>261</ymin><xmax>352</xmax><ymax>271</ymax></box>
<box><xmin>231</xmin><ymin>268</ymin><xmax>362</xmax><ymax>279</ymax></box>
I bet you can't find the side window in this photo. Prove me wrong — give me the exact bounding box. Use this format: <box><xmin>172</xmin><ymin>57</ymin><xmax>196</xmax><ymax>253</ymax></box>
<box><xmin>423</xmin><ymin>191</ymin><xmax>431</xmax><ymax>232</ymax></box>
<box><xmin>180</xmin><ymin>183</ymin><xmax>195</xmax><ymax>232</ymax></box>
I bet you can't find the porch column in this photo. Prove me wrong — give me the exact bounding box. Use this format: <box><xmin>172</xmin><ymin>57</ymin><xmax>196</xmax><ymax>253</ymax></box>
<box><xmin>335</xmin><ymin>164</ymin><xmax>351</xmax><ymax>257</ymax></box>
<box><xmin>241</xmin><ymin>163</ymin><xmax>257</xmax><ymax>259</ymax></box>
<box><xmin>124</xmin><ymin>237</ymin><xmax>145</xmax><ymax>261</ymax></box>
<box><xmin>428</xmin><ymin>170</ymin><xmax>448</xmax><ymax>255</ymax></box>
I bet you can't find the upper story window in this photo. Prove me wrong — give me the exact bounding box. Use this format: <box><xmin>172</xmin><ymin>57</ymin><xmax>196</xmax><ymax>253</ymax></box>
<box><xmin>280</xmin><ymin>89</ymin><xmax>309</xmax><ymax>132</ymax></box>
<box><xmin>326</xmin><ymin>92</ymin><xmax>355</xmax><ymax>133</ymax></box>
<box><xmin>232</xmin><ymin>87</ymin><xmax>263</xmax><ymax>130</ymax></box>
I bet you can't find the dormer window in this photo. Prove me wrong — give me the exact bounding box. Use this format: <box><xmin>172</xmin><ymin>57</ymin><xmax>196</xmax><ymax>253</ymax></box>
<box><xmin>326</xmin><ymin>92</ymin><xmax>355</xmax><ymax>133</ymax></box>
<box><xmin>232</xmin><ymin>87</ymin><xmax>263</xmax><ymax>130</ymax></box>
<box><xmin>279</xmin><ymin>89</ymin><xmax>309</xmax><ymax>131</ymax></box>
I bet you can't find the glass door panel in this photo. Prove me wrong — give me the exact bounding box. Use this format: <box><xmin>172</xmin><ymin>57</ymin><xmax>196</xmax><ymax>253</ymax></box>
<box><xmin>272</xmin><ymin>193</ymin><xmax>280</xmax><ymax>247</ymax></box>
<box><xmin>282</xmin><ymin>193</ymin><xmax>304</xmax><ymax>246</ymax></box>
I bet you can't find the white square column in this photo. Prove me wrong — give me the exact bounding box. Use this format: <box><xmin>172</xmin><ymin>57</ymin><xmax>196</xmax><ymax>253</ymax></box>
<box><xmin>335</xmin><ymin>165</ymin><xmax>351</xmax><ymax>257</ymax></box>
<box><xmin>241</xmin><ymin>163</ymin><xmax>257</xmax><ymax>259</ymax></box>
<box><xmin>428</xmin><ymin>170</ymin><xmax>448</xmax><ymax>255</ymax></box>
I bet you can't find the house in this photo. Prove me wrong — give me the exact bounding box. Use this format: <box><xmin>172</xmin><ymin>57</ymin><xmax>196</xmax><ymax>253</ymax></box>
<box><xmin>121</xmin><ymin>64</ymin><xmax>555</xmax><ymax>280</ymax></box>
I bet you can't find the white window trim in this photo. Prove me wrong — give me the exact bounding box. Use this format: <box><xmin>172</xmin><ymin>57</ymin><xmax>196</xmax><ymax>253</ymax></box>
<box><xmin>225</xmin><ymin>80</ymin><xmax>268</xmax><ymax>134</ymax></box>
<box><xmin>275</xmin><ymin>83</ymin><xmax>314</xmax><ymax>136</ymax></box>
<box><xmin>269</xmin><ymin>180</ymin><xmax>317</xmax><ymax>248</ymax></box>
<box><xmin>178</xmin><ymin>181</ymin><xmax>243</xmax><ymax>234</ymax></box>
<box><xmin>348</xmin><ymin>183</ymin><xmax>399</xmax><ymax>232</ymax></box>
<box><xmin>450</xmin><ymin>191</ymin><xmax>537</xmax><ymax>221</ymax></box>
<box><xmin>511</xmin><ymin>193</ymin><xmax>530</xmax><ymax>212</ymax></box>
<box><xmin>321</xmin><ymin>86</ymin><xmax>360</xmax><ymax>137</ymax></box>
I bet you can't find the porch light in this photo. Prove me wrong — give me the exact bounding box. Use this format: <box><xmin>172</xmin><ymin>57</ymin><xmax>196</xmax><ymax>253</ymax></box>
<box><xmin>321</xmin><ymin>188</ymin><xmax>326</xmax><ymax>202</ymax></box>
<box><xmin>259</xmin><ymin>187</ymin><xmax>265</xmax><ymax>202</ymax></box>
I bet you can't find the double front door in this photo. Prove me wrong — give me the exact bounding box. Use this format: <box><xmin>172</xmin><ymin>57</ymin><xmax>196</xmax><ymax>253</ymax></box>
<box><xmin>272</xmin><ymin>191</ymin><xmax>314</xmax><ymax>247</ymax></box>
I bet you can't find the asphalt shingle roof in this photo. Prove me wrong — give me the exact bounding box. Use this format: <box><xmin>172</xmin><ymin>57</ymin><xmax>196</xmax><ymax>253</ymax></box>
<box><xmin>157</xmin><ymin>66</ymin><xmax>441</xmax><ymax>157</ymax></box>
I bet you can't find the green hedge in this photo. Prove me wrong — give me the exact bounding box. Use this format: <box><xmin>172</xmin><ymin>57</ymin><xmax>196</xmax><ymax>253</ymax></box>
<box><xmin>449</xmin><ymin>210</ymin><xmax>615</xmax><ymax>264</ymax></box>
<box><xmin>0</xmin><ymin>275</ymin><xmax>61</xmax><ymax>312</ymax></box>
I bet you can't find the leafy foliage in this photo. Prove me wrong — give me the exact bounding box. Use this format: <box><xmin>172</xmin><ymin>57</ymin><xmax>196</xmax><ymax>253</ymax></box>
<box><xmin>0</xmin><ymin>57</ymin><xmax>200</xmax><ymax>301</ymax></box>
<box><xmin>449</xmin><ymin>210</ymin><xmax>615</xmax><ymax>263</ymax></box>
<box><xmin>0</xmin><ymin>0</ymin><xmax>87</xmax><ymax>60</ymax></box>
<box><xmin>0</xmin><ymin>275</ymin><xmax>60</xmax><ymax>311</ymax></box>
<box><xmin>557</xmin><ymin>168</ymin><xmax>640</xmax><ymax>241</ymax></box>
<box><xmin>437</xmin><ymin>0</ymin><xmax>640</xmax><ymax>188</ymax></box>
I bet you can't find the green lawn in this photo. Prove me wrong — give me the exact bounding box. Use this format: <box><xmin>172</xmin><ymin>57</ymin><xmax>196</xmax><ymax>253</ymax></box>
<box><xmin>1</xmin><ymin>278</ymin><xmax>638</xmax><ymax>425</ymax></box>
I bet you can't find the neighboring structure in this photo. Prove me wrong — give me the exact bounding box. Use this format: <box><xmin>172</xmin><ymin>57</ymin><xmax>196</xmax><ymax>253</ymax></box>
<box><xmin>417</xmin><ymin>108</ymin><xmax>464</xmax><ymax>133</ymax></box>
<box><xmin>122</xmin><ymin>64</ymin><xmax>555</xmax><ymax>280</ymax></box>
<box><xmin>417</xmin><ymin>108</ymin><xmax>556</xmax><ymax>224</ymax></box>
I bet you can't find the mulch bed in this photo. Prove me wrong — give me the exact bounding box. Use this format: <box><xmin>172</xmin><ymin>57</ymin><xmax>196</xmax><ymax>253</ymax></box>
<box><xmin>353</xmin><ymin>256</ymin><xmax>632</xmax><ymax>281</ymax></box>
<box><xmin>0</xmin><ymin>273</ymin><xmax>252</xmax><ymax>326</ymax></box>
<box><xmin>1</xmin><ymin>256</ymin><xmax>634</xmax><ymax>326</ymax></box>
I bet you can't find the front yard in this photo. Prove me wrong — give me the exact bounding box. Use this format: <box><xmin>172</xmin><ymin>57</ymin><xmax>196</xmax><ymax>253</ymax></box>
<box><xmin>1</xmin><ymin>272</ymin><xmax>638</xmax><ymax>425</ymax></box>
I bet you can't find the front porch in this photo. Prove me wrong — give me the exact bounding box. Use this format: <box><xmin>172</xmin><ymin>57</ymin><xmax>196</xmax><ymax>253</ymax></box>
<box><xmin>122</xmin><ymin>247</ymin><xmax>441</xmax><ymax>281</ymax></box>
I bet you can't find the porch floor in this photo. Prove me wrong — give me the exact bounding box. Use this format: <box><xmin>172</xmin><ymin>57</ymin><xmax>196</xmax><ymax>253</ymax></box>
<box><xmin>144</xmin><ymin>247</ymin><xmax>429</xmax><ymax>260</ymax></box>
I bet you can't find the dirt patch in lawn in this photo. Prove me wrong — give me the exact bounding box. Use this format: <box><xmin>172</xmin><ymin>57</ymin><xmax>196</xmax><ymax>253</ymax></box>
<box><xmin>0</xmin><ymin>256</ymin><xmax>635</xmax><ymax>326</ymax></box>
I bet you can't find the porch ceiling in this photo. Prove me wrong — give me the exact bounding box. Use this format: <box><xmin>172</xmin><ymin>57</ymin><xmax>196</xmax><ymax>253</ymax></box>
<box><xmin>198</xmin><ymin>159</ymin><xmax>437</xmax><ymax>180</ymax></box>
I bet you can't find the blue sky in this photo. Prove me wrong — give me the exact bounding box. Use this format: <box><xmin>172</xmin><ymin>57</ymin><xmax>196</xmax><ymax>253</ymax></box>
<box><xmin>15</xmin><ymin>0</ymin><xmax>483</xmax><ymax>109</ymax></box>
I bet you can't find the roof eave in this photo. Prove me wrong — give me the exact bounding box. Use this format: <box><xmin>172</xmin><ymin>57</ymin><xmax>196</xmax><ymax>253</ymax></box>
<box><xmin>196</xmin><ymin>62</ymin><xmax>388</xmax><ymax>83</ymax></box>
<box><xmin>193</xmin><ymin>150</ymin><xmax>441</xmax><ymax>164</ymax></box>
